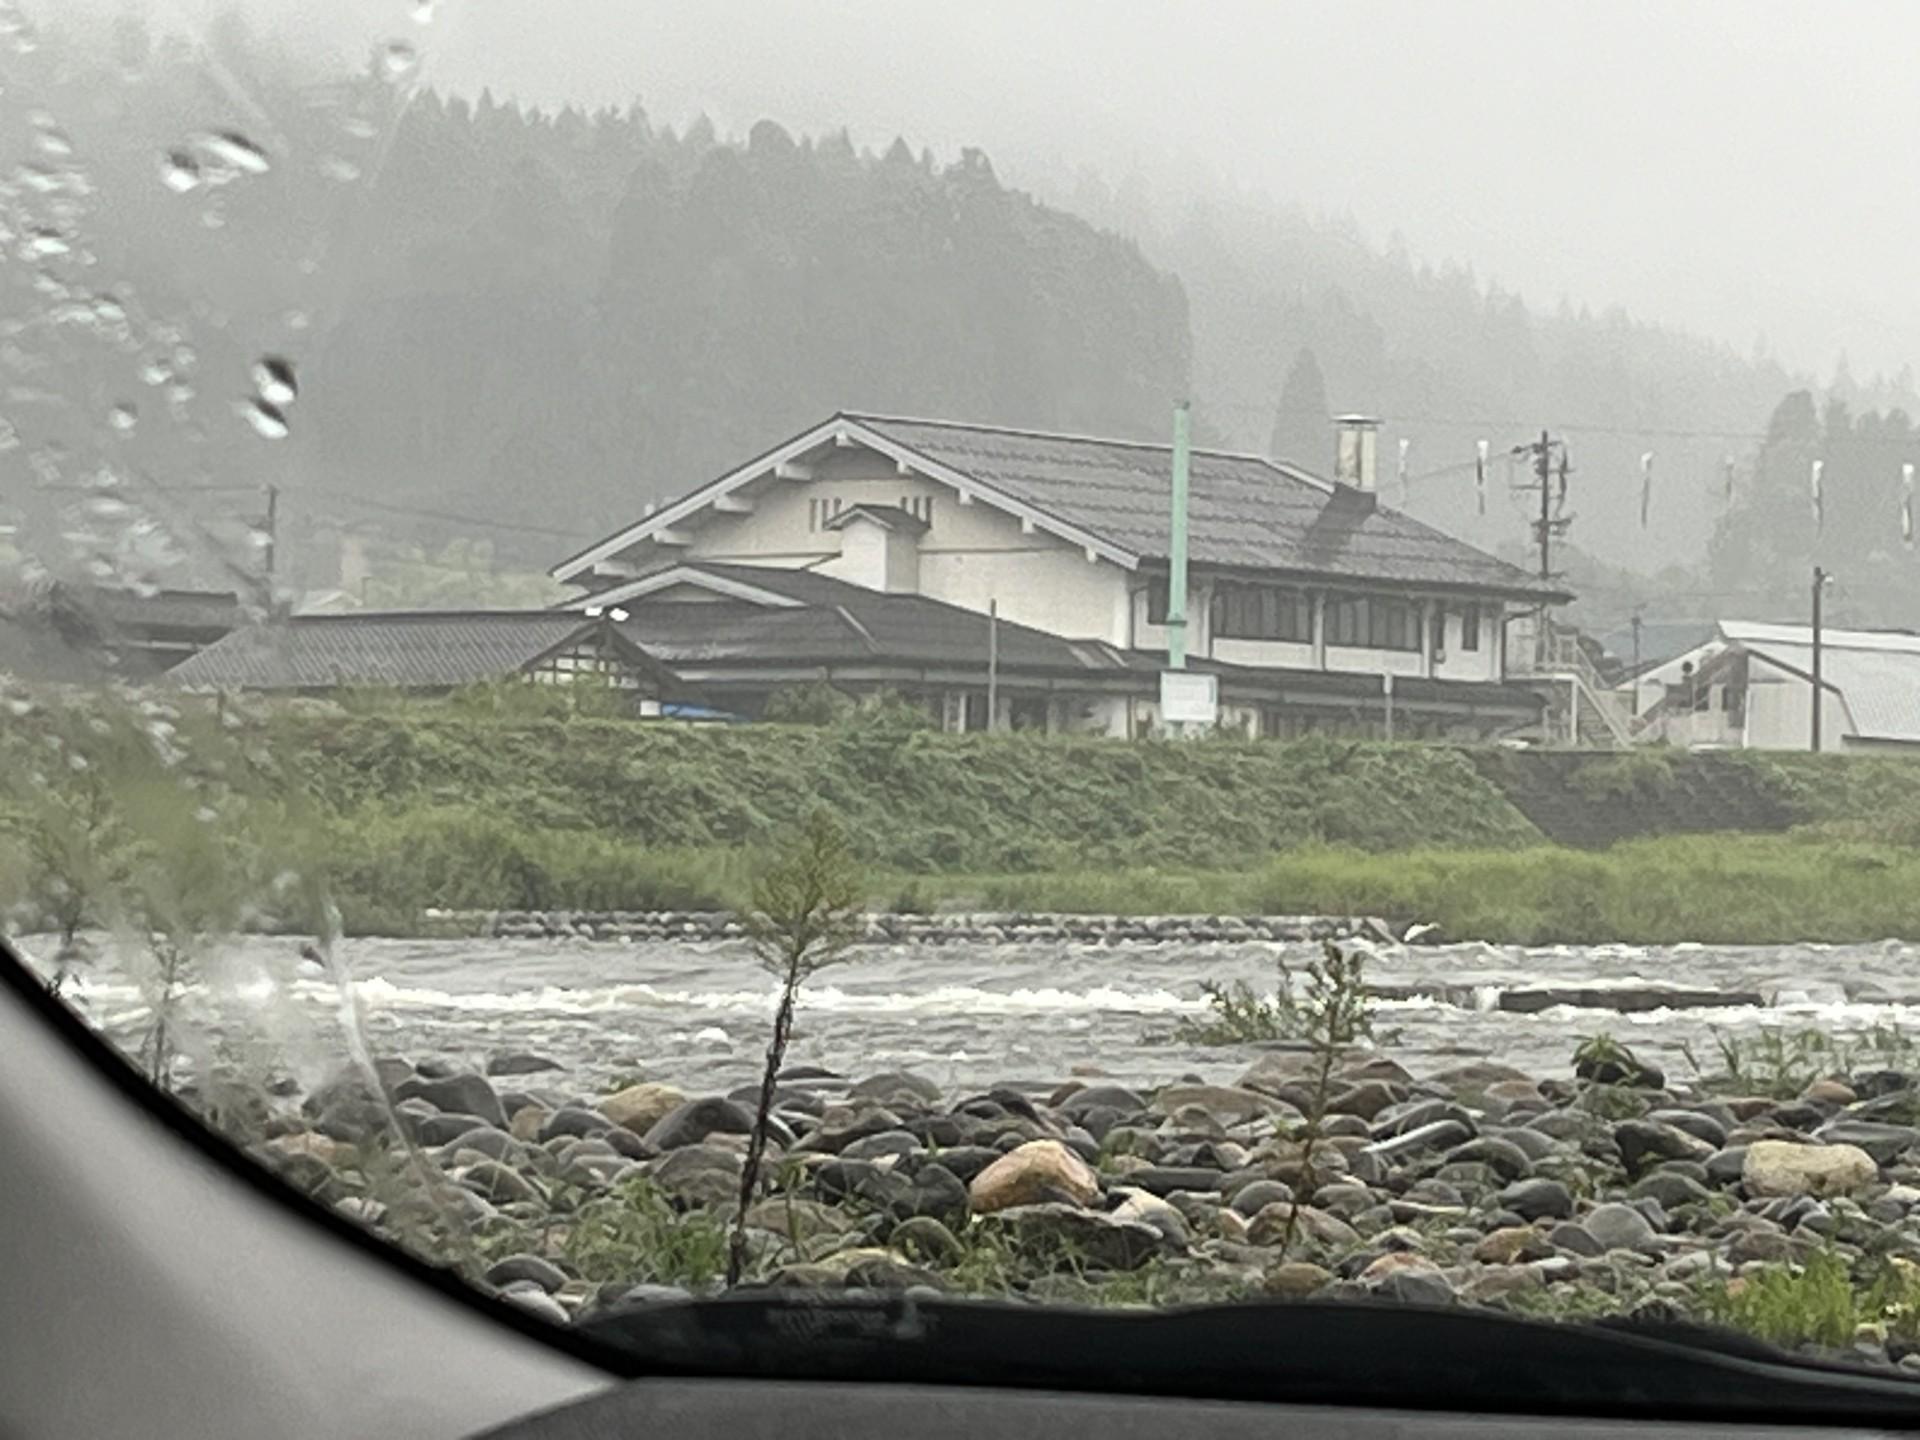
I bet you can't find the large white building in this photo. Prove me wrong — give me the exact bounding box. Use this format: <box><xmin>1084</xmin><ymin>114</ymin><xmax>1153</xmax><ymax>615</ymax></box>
<box><xmin>1628</xmin><ymin>620</ymin><xmax>1920</xmax><ymax>752</ymax></box>
<box><xmin>550</xmin><ymin>411</ymin><xmax>1570</xmax><ymax>738</ymax></box>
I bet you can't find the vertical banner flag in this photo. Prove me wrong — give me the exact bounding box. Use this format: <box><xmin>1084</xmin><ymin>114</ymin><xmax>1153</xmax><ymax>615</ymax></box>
<box><xmin>1811</xmin><ymin>459</ymin><xmax>1825</xmax><ymax>531</ymax></box>
<box><xmin>1639</xmin><ymin>451</ymin><xmax>1653</xmax><ymax>527</ymax></box>
<box><xmin>1556</xmin><ymin>448</ymin><xmax>1570</xmax><ymax>509</ymax></box>
<box><xmin>1475</xmin><ymin>439</ymin><xmax>1488</xmax><ymax>516</ymax></box>
<box><xmin>1905</xmin><ymin>462</ymin><xmax>1915</xmax><ymax>549</ymax></box>
<box><xmin>1396</xmin><ymin>437</ymin><xmax>1410</xmax><ymax>506</ymax></box>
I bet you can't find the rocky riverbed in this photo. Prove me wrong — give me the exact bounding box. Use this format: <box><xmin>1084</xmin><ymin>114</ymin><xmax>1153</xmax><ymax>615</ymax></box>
<box><xmin>236</xmin><ymin>1032</ymin><xmax>1920</xmax><ymax>1372</ymax></box>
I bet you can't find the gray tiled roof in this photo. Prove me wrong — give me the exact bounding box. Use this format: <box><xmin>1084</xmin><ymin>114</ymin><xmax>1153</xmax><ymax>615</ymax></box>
<box><xmin>619</xmin><ymin>564</ymin><xmax>1137</xmax><ymax>673</ymax></box>
<box><xmin>167</xmin><ymin>611</ymin><xmax>625</xmax><ymax>691</ymax></box>
<box><xmin>851</xmin><ymin>413</ymin><xmax>1564</xmax><ymax>600</ymax></box>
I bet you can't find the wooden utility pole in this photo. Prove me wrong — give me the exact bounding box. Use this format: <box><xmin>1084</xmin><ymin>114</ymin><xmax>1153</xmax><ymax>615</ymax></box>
<box><xmin>1535</xmin><ymin>428</ymin><xmax>1553</xmax><ymax>583</ymax></box>
<box><xmin>1811</xmin><ymin>566</ymin><xmax>1827</xmax><ymax>752</ymax></box>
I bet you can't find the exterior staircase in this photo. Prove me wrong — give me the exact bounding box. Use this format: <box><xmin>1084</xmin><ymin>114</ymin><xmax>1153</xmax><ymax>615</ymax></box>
<box><xmin>1513</xmin><ymin>623</ymin><xmax>1640</xmax><ymax>748</ymax></box>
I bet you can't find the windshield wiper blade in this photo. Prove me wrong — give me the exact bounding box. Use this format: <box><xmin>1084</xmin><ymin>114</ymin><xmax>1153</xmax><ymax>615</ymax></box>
<box><xmin>577</xmin><ymin>1294</ymin><xmax>1920</xmax><ymax>1425</ymax></box>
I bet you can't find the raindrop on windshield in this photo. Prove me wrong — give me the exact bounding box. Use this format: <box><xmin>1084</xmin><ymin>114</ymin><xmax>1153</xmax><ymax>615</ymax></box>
<box><xmin>30</xmin><ymin>116</ymin><xmax>72</xmax><ymax>160</ymax></box>
<box><xmin>22</xmin><ymin>227</ymin><xmax>68</xmax><ymax>258</ymax></box>
<box><xmin>239</xmin><ymin>397</ymin><xmax>290</xmax><ymax>439</ymax></box>
<box><xmin>379</xmin><ymin>41</ymin><xmax>420</xmax><ymax>81</ymax></box>
<box><xmin>252</xmin><ymin>355</ymin><xmax>297</xmax><ymax>405</ymax></box>
<box><xmin>412</xmin><ymin>0</ymin><xmax>437</xmax><ymax>23</ymax></box>
<box><xmin>159</xmin><ymin>150</ymin><xmax>200</xmax><ymax>193</ymax></box>
<box><xmin>319</xmin><ymin>156</ymin><xmax>362</xmax><ymax>183</ymax></box>
<box><xmin>107</xmin><ymin>401</ymin><xmax>137</xmax><ymax>432</ymax></box>
<box><xmin>196</xmin><ymin>131</ymin><xmax>271</xmax><ymax>176</ymax></box>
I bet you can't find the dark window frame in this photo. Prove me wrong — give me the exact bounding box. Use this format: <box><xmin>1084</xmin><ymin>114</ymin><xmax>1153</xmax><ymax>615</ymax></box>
<box><xmin>1213</xmin><ymin>581</ymin><xmax>1313</xmax><ymax>643</ymax></box>
<box><xmin>1327</xmin><ymin>593</ymin><xmax>1421</xmax><ymax>653</ymax></box>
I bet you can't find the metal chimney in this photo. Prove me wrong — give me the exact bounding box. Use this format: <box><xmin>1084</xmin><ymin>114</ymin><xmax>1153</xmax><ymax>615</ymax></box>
<box><xmin>1334</xmin><ymin>415</ymin><xmax>1380</xmax><ymax>492</ymax></box>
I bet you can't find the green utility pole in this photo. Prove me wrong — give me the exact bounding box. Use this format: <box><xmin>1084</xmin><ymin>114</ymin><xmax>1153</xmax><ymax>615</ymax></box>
<box><xmin>1167</xmin><ymin>400</ymin><xmax>1191</xmax><ymax>671</ymax></box>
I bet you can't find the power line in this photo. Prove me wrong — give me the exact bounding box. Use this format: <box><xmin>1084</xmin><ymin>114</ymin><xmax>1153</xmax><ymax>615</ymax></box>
<box><xmin>1208</xmin><ymin>398</ymin><xmax>1920</xmax><ymax>448</ymax></box>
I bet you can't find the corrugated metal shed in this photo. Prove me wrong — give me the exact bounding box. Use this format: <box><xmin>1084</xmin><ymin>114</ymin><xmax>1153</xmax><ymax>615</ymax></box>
<box><xmin>852</xmin><ymin>413</ymin><xmax>1563</xmax><ymax>599</ymax></box>
<box><xmin>1723</xmin><ymin>621</ymin><xmax>1920</xmax><ymax>744</ymax></box>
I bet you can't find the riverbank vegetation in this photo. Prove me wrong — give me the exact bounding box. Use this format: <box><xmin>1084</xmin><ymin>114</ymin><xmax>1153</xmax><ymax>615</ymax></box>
<box><xmin>14</xmin><ymin>689</ymin><xmax>1920</xmax><ymax>944</ymax></box>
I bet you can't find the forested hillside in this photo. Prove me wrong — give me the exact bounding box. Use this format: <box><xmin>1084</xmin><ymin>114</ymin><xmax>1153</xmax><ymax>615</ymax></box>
<box><xmin>0</xmin><ymin>16</ymin><xmax>1188</xmax><ymax>593</ymax></box>
<box><xmin>0</xmin><ymin>10</ymin><xmax>1907</xmax><ymax>605</ymax></box>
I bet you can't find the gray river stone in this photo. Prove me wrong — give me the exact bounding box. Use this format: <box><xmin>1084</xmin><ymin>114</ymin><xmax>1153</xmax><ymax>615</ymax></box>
<box><xmin>1583</xmin><ymin>1202</ymin><xmax>1657</xmax><ymax>1253</ymax></box>
<box><xmin>395</xmin><ymin>1072</ymin><xmax>507</xmax><ymax>1130</ymax></box>
<box><xmin>1499</xmin><ymin>1177</ymin><xmax>1574</xmax><ymax>1221</ymax></box>
<box><xmin>644</xmin><ymin>1096</ymin><xmax>755</xmax><ymax>1150</ymax></box>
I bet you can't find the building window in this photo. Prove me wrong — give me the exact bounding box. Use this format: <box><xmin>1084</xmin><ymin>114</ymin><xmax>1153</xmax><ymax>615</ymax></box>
<box><xmin>1213</xmin><ymin>581</ymin><xmax>1312</xmax><ymax>642</ymax></box>
<box><xmin>1326</xmin><ymin>595</ymin><xmax>1367</xmax><ymax>647</ymax></box>
<box><xmin>808</xmin><ymin>498</ymin><xmax>820</xmax><ymax>532</ymax></box>
<box><xmin>1461</xmin><ymin>604</ymin><xmax>1480</xmax><ymax>651</ymax></box>
<box><xmin>1430</xmin><ymin>608</ymin><xmax>1447</xmax><ymax>660</ymax></box>
<box><xmin>1145</xmin><ymin>577</ymin><xmax>1170</xmax><ymax>626</ymax></box>
<box><xmin>963</xmin><ymin>691</ymin><xmax>990</xmax><ymax>732</ymax></box>
<box><xmin>1327</xmin><ymin>594</ymin><xmax>1420</xmax><ymax>652</ymax></box>
<box><xmin>1369</xmin><ymin>598</ymin><xmax>1421</xmax><ymax>652</ymax></box>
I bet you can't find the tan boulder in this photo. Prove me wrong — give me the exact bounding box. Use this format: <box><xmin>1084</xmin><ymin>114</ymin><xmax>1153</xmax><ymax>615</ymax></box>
<box><xmin>1361</xmin><ymin>1252</ymin><xmax>1442</xmax><ymax>1283</ymax></box>
<box><xmin>508</xmin><ymin>1105</ymin><xmax>550</xmax><ymax>1143</ymax></box>
<box><xmin>968</xmin><ymin>1139</ymin><xmax>1100</xmax><ymax>1214</ymax></box>
<box><xmin>1473</xmin><ymin>1225</ymin><xmax>1545</xmax><ymax>1264</ymax></box>
<box><xmin>600</xmin><ymin>1082</ymin><xmax>687</xmax><ymax>1135</ymax></box>
<box><xmin>1262</xmin><ymin>1260</ymin><xmax>1333</xmax><ymax>1298</ymax></box>
<box><xmin>1743</xmin><ymin>1140</ymin><xmax>1877</xmax><ymax>1197</ymax></box>
<box><xmin>1802</xmin><ymin>1078</ymin><xmax>1857</xmax><ymax>1107</ymax></box>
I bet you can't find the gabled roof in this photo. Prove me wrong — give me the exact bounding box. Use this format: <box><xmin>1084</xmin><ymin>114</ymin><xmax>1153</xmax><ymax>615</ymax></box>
<box><xmin>166</xmin><ymin>611</ymin><xmax>664</xmax><ymax>692</ymax></box>
<box><xmin>553</xmin><ymin>411</ymin><xmax>1566</xmax><ymax>601</ymax></box>
<box><xmin>822</xmin><ymin>502</ymin><xmax>928</xmax><ymax>535</ymax></box>
<box><xmin>852</xmin><ymin>414</ymin><xmax>1560</xmax><ymax>598</ymax></box>
<box><xmin>590</xmin><ymin>563</ymin><xmax>1138</xmax><ymax>674</ymax></box>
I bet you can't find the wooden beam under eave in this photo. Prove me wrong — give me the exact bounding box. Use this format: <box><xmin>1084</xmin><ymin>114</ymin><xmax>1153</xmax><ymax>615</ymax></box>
<box><xmin>654</xmin><ymin>527</ymin><xmax>692</xmax><ymax>547</ymax></box>
<box><xmin>712</xmin><ymin>495</ymin><xmax>755</xmax><ymax>514</ymax></box>
<box><xmin>773</xmin><ymin>461</ymin><xmax>813</xmax><ymax>481</ymax></box>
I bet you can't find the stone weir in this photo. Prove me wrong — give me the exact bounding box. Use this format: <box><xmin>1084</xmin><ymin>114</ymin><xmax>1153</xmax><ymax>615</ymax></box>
<box><xmin>420</xmin><ymin>909</ymin><xmax>1402</xmax><ymax>947</ymax></box>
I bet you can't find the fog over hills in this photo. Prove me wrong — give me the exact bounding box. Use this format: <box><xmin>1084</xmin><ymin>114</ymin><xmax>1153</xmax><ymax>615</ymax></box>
<box><xmin>12</xmin><ymin>0</ymin><xmax>1920</xmax><ymax>618</ymax></box>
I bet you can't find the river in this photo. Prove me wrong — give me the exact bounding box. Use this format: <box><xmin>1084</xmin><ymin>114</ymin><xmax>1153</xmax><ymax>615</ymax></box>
<box><xmin>22</xmin><ymin>932</ymin><xmax>1920</xmax><ymax>1097</ymax></box>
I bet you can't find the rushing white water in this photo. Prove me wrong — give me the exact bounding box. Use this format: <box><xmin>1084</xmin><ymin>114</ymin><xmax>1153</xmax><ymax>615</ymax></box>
<box><xmin>23</xmin><ymin>932</ymin><xmax>1920</xmax><ymax>1095</ymax></box>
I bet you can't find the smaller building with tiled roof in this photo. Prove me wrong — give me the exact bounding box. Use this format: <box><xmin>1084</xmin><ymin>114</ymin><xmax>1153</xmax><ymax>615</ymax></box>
<box><xmin>166</xmin><ymin>609</ymin><xmax>674</xmax><ymax>702</ymax></box>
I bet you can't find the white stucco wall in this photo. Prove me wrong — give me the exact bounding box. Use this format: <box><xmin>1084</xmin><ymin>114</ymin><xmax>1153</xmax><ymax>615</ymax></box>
<box><xmin>666</xmin><ymin>445</ymin><xmax>1131</xmax><ymax>644</ymax></box>
<box><xmin>1744</xmin><ymin>661</ymin><xmax>1851</xmax><ymax>750</ymax></box>
<box><xmin>1430</xmin><ymin>603</ymin><xmax>1504</xmax><ymax>682</ymax></box>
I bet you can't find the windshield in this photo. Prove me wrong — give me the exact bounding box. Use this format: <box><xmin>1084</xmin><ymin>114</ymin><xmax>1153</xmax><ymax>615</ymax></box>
<box><xmin>9</xmin><ymin>0</ymin><xmax>1920</xmax><ymax>1402</ymax></box>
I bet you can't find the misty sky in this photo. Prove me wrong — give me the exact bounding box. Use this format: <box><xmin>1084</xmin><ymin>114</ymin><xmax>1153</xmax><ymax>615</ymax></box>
<box><xmin>144</xmin><ymin>0</ymin><xmax>1920</xmax><ymax>382</ymax></box>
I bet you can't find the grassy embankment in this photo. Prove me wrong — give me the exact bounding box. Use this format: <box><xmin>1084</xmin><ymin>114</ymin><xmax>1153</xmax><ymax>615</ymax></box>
<box><xmin>12</xmin><ymin>687</ymin><xmax>1920</xmax><ymax>943</ymax></box>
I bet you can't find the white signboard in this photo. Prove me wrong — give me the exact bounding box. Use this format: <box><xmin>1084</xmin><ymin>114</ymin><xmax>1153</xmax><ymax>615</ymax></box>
<box><xmin>1159</xmin><ymin>670</ymin><xmax>1219</xmax><ymax>726</ymax></box>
